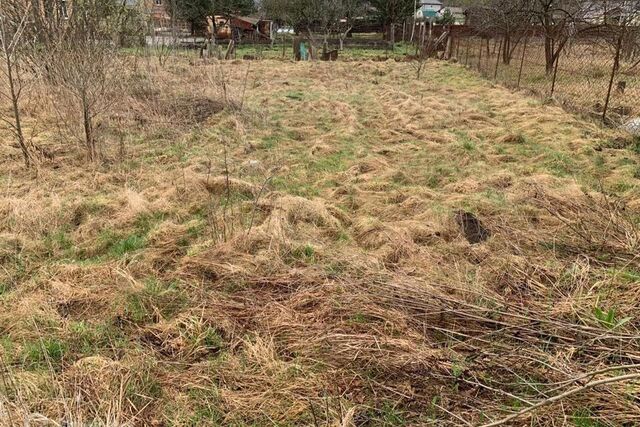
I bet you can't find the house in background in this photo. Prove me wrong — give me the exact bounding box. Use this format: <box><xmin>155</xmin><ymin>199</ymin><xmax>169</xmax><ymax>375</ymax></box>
<box><xmin>416</xmin><ymin>0</ymin><xmax>443</xmax><ymax>21</ymax></box>
<box><xmin>415</xmin><ymin>1</ymin><xmax>466</xmax><ymax>25</ymax></box>
<box><xmin>148</xmin><ymin>0</ymin><xmax>170</xmax><ymax>29</ymax></box>
<box><xmin>139</xmin><ymin>1</ymin><xmax>272</xmax><ymax>39</ymax></box>
<box><xmin>208</xmin><ymin>16</ymin><xmax>273</xmax><ymax>41</ymax></box>
<box><xmin>139</xmin><ymin>0</ymin><xmax>178</xmax><ymax>32</ymax></box>
<box><xmin>582</xmin><ymin>0</ymin><xmax>640</xmax><ymax>25</ymax></box>
<box><xmin>439</xmin><ymin>6</ymin><xmax>467</xmax><ymax>25</ymax></box>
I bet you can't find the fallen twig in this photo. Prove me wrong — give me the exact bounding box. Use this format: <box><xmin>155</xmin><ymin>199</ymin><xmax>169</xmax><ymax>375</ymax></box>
<box><xmin>480</xmin><ymin>373</ymin><xmax>640</xmax><ymax>427</ymax></box>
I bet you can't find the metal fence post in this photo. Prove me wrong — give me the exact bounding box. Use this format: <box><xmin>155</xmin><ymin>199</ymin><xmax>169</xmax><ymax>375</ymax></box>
<box><xmin>603</xmin><ymin>32</ymin><xmax>624</xmax><ymax>123</ymax></box>
<box><xmin>494</xmin><ymin>38</ymin><xmax>503</xmax><ymax>80</ymax></box>
<box><xmin>550</xmin><ymin>49</ymin><xmax>561</xmax><ymax>97</ymax></box>
<box><xmin>517</xmin><ymin>35</ymin><xmax>528</xmax><ymax>89</ymax></box>
<box><xmin>485</xmin><ymin>38</ymin><xmax>490</xmax><ymax>74</ymax></box>
<box><xmin>465</xmin><ymin>37</ymin><xmax>470</xmax><ymax>66</ymax></box>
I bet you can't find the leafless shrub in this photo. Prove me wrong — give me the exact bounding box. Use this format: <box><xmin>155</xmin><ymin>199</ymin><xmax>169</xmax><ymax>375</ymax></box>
<box><xmin>201</xmin><ymin>137</ymin><xmax>279</xmax><ymax>244</ymax></box>
<box><xmin>207</xmin><ymin>60</ymin><xmax>252</xmax><ymax>112</ymax></box>
<box><xmin>40</xmin><ymin>1</ymin><xmax>130</xmax><ymax>161</ymax></box>
<box><xmin>0</xmin><ymin>0</ymin><xmax>34</xmax><ymax>167</ymax></box>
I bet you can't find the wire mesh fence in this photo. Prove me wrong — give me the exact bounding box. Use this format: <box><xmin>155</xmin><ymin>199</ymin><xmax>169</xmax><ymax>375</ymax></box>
<box><xmin>453</xmin><ymin>28</ymin><xmax>639</xmax><ymax>126</ymax></box>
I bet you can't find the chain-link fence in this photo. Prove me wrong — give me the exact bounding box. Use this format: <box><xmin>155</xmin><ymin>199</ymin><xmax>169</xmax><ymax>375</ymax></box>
<box><xmin>452</xmin><ymin>27</ymin><xmax>639</xmax><ymax>125</ymax></box>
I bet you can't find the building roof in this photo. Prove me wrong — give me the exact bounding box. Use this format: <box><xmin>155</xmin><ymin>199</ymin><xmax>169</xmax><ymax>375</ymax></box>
<box><xmin>237</xmin><ymin>16</ymin><xmax>261</xmax><ymax>26</ymax></box>
<box><xmin>443</xmin><ymin>7</ymin><xmax>465</xmax><ymax>14</ymax></box>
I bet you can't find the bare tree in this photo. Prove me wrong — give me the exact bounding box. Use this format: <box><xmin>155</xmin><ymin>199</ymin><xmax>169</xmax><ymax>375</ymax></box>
<box><xmin>369</xmin><ymin>0</ymin><xmax>414</xmax><ymax>47</ymax></box>
<box><xmin>468</xmin><ymin>0</ymin><xmax>532</xmax><ymax>65</ymax></box>
<box><xmin>263</xmin><ymin>0</ymin><xmax>365</xmax><ymax>55</ymax></box>
<box><xmin>336</xmin><ymin>0</ymin><xmax>365</xmax><ymax>51</ymax></box>
<box><xmin>44</xmin><ymin>0</ymin><xmax>126</xmax><ymax>161</ymax></box>
<box><xmin>0</xmin><ymin>0</ymin><xmax>33</xmax><ymax>167</ymax></box>
<box><xmin>529</xmin><ymin>0</ymin><xmax>591</xmax><ymax>73</ymax></box>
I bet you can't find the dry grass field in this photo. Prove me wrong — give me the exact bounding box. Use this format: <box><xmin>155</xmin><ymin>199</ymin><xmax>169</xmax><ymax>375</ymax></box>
<box><xmin>1</xmin><ymin>57</ymin><xmax>640</xmax><ymax>426</ymax></box>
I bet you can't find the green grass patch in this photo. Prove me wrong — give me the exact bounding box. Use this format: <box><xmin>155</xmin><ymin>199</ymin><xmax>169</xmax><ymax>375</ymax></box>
<box><xmin>289</xmin><ymin>244</ymin><xmax>316</xmax><ymax>264</ymax></box>
<box><xmin>480</xmin><ymin>189</ymin><xmax>507</xmax><ymax>207</ymax></box>
<box><xmin>367</xmin><ymin>402</ymin><xmax>406</xmax><ymax>426</ymax></box>
<box><xmin>544</xmin><ymin>150</ymin><xmax>577</xmax><ymax>177</ymax></box>
<box><xmin>308</xmin><ymin>149</ymin><xmax>355</xmax><ymax>174</ymax></box>
<box><xmin>259</xmin><ymin>134</ymin><xmax>279</xmax><ymax>150</ymax></box>
<box><xmin>284</xmin><ymin>90</ymin><xmax>305</xmax><ymax>101</ymax></box>
<box><xmin>271</xmin><ymin>175</ymin><xmax>321</xmax><ymax>197</ymax></box>
<box><xmin>609</xmin><ymin>180</ymin><xmax>636</xmax><ymax>194</ymax></box>
<box><xmin>572</xmin><ymin>409</ymin><xmax>605</xmax><ymax>427</ymax></box>
<box><xmin>68</xmin><ymin>321</ymin><xmax>127</xmax><ymax>356</ymax></box>
<box><xmin>453</xmin><ymin>131</ymin><xmax>477</xmax><ymax>153</ymax></box>
<box><xmin>111</xmin><ymin>234</ymin><xmax>146</xmax><ymax>257</ymax></box>
<box><xmin>123</xmin><ymin>278</ymin><xmax>188</xmax><ymax>325</ymax></box>
<box><xmin>421</xmin><ymin>165</ymin><xmax>458</xmax><ymax>189</ymax></box>
<box><xmin>126</xmin><ymin>365</ymin><xmax>163</xmax><ymax>410</ymax></box>
<box><xmin>22</xmin><ymin>338</ymin><xmax>66</xmax><ymax>369</ymax></box>
<box><xmin>43</xmin><ymin>229</ymin><xmax>74</xmax><ymax>258</ymax></box>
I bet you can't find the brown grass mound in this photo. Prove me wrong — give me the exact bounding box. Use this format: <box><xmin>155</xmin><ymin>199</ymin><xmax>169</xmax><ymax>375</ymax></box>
<box><xmin>342</xmin><ymin>157</ymin><xmax>390</xmax><ymax>182</ymax></box>
<box><xmin>65</xmin><ymin>356</ymin><xmax>130</xmax><ymax>418</ymax></box>
<box><xmin>201</xmin><ymin>176</ymin><xmax>256</xmax><ymax>197</ymax></box>
<box><xmin>255</xmin><ymin>193</ymin><xmax>343</xmax><ymax>238</ymax></box>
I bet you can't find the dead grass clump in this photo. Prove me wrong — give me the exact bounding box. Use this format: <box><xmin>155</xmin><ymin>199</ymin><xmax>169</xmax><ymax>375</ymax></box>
<box><xmin>172</xmin><ymin>95</ymin><xmax>225</xmax><ymax>124</ymax></box>
<box><xmin>1</xmin><ymin>193</ymin><xmax>65</xmax><ymax>237</ymax></box>
<box><xmin>484</xmin><ymin>171</ymin><xmax>515</xmax><ymax>189</ymax></box>
<box><xmin>497</xmin><ymin>132</ymin><xmax>528</xmax><ymax>144</ymax></box>
<box><xmin>397</xmin><ymin>220</ymin><xmax>443</xmax><ymax>245</ymax></box>
<box><xmin>46</xmin><ymin>264</ymin><xmax>126</xmax><ymax>322</ymax></box>
<box><xmin>531</xmin><ymin>185</ymin><xmax>640</xmax><ymax>263</ymax></box>
<box><xmin>178</xmin><ymin>242</ymin><xmax>258</xmax><ymax>283</ymax></box>
<box><xmin>255</xmin><ymin>193</ymin><xmax>343</xmax><ymax>239</ymax></box>
<box><xmin>140</xmin><ymin>314</ymin><xmax>228</xmax><ymax>362</ymax></box>
<box><xmin>201</xmin><ymin>176</ymin><xmax>256</xmax><ymax>198</ymax></box>
<box><xmin>0</xmin><ymin>233</ymin><xmax>23</xmax><ymax>262</ymax></box>
<box><xmin>351</xmin><ymin>217</ymin><xmax>423</xmax><ymax>265</ymax></box>
<box><xmin>144</xmin><ymin>221</ymin><xmax>192</xmax><ymax>273</ymax></box>
<box><xmin>352</xmin><ymin>217</ymin><xmax>392</xmax><ymax>250</ymax></box>
<box><xmin>309</xmin><ymin>143</ymin><xmax>337</xmax><ymax>157</ymax></box>
<box><xmin>343</xmin><ymin>157</ymin><xmax>389</xmax><ymax>180</ymax></box>
<box><xmin>481</xmin><ymin>254</ymin><xmax>556</xmax><ymax>302</ymax></box>
<box><xmin>444</xmin><ymin>177</ymin><xmax>481</xmax><ymax>194</ymax></box>
<box><xmin>63</xmin><ymin>356</ymin><xmax>132</xmax><ymax>424</ymax></box>
<box><xmin>215</xmin><ymin>335</ymin><xmax>327</xmax><ymax>425</ymax></box>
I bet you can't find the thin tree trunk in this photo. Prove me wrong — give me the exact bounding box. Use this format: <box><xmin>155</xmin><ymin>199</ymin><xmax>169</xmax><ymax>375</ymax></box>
<box><xmin>5</xmin><ymin>54</ymin><xmax>31</xmax><ymax>167</ymax></box>
<box><xmin>390</xmin><ymin>23</ymin><xmax>395</xmax><ymax>49</ymax></box>
<box><xmin>81</xmin><ymin>91</ymin><xmax>95</xmax><ymax>161</ymax></box>
<box><xmin>410</xmin><ymin>0</ymin><xmax>417</xmax><ymax>42</ymax></box>
<box><xmin>503</xmin><ymin>33</ymin><xmax>511</xmax><ymax>64</ymax></box>
<box><xmin>1</xmin><ymin>3</ymin><xmax>32</xmax><ymax>167</ymax></box>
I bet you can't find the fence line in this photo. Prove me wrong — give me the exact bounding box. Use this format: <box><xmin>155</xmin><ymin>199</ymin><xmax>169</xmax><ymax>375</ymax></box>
<box><xmin>450</xmin><ymin>27</ymin><xmax>639</xmax><ymax>125</ymax></box>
